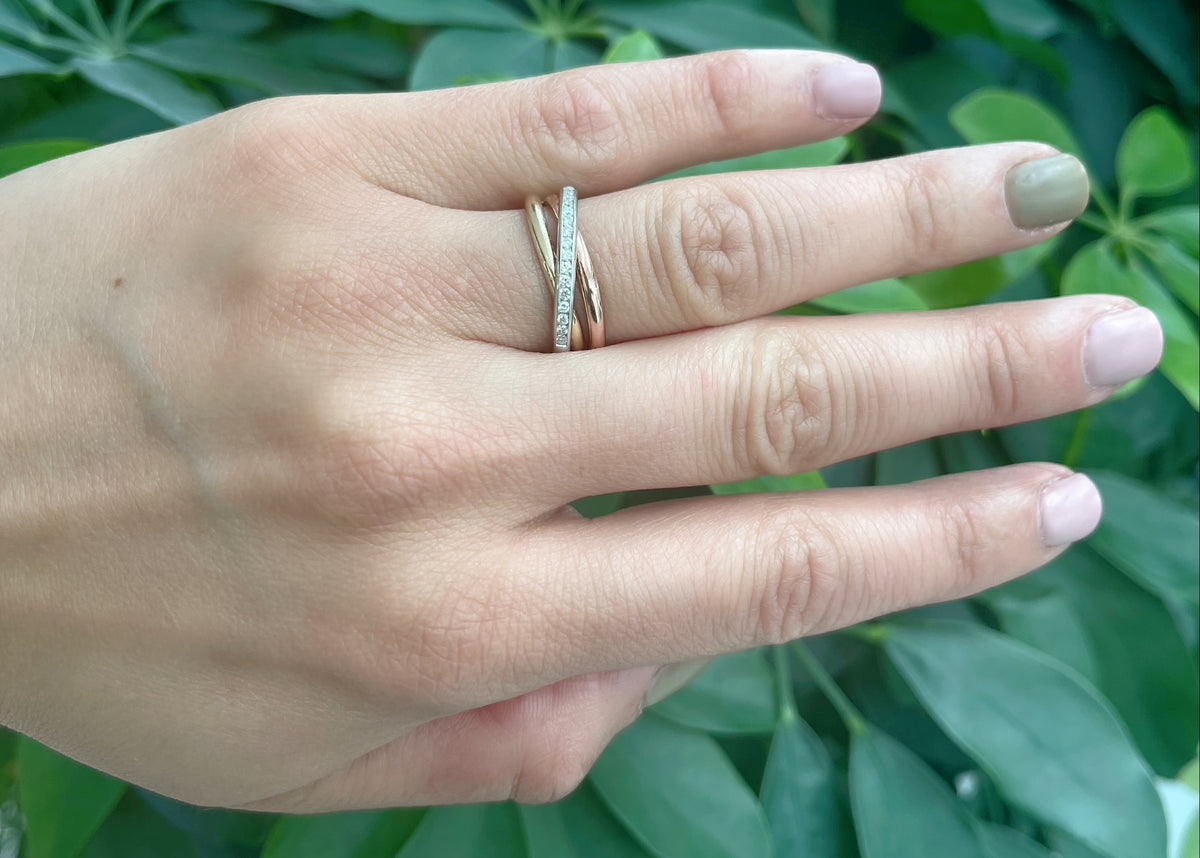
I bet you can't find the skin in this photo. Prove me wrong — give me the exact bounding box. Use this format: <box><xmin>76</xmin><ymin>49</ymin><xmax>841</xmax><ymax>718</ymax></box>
<box><xmin>0</xmin><ymin>50</ymin><xmax>1158</xmax><ymax>812</ymax></box>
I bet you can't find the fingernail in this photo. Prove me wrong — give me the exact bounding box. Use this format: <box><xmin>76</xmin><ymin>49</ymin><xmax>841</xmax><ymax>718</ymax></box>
<box><xmin>1039</xmin><ymin>473</ymin><xmax>1102</xmax><ymax>547</ymax></box>
<box><xmin>644</xmin><ymin>658</ymin><xmax>711</xmax><ymax>707</ymax></box>
<box><xmin>812</xmin><ymin>62</ymin><xmax>882</xmax><ymax>120</ymax></box>
<box><xmin>1084</xmin><ymin>306</ymin><xmax>1164</xmax><ymax>388</ymax></box>
<box><xmin>1004</xmin><ymin>153</ymin><xmax>1089</xmax><ymax>229</ymax></box>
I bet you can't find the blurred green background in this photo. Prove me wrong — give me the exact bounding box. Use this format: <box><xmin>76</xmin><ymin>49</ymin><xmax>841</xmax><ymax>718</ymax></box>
<box><xmin>1</xmin><ymin>0</ymin><xmax>1197</xmax><ymax>857</ymax></box>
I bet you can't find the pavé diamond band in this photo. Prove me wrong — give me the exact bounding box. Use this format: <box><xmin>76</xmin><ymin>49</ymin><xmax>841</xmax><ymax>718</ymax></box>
<box><xmin>524</xmin><ymin>186</ymin><xmax>605</xmax><ymax>352</ymax></box>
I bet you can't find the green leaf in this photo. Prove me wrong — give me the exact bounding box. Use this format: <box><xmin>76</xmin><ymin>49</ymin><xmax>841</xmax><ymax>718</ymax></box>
<box><xmin>270</xmin><ymin>28</ymin><xmax>408</xmax><ymax>79</ymax></box>
<box><xmin>884</xmin><ymin>620</ymin><xmax>1167</xmax><ymax>858</ymax></box>
<box><xmin>1085</xmin><ymin>470</ymin><xmax>1200</xmax><ymax>609</ymax></box>
<box><xmin>596</xmin><ymin>1</ymin><xmax>822</xmax><ymax>51</ymax></box>
<box><xmin>981</xmin><ymin>0</ymin><xmax>1062</xmax><ymax>39</ymax></box>
<box><xmin>950</xmin><ymin>88</ymin><xmax>1085</xmax><ymax>160</ymax></box>
<box><xmin>16</xmin><ymin>738</ymin><xmax>125</xmax><ymax>858</ymax></box>
<box><xmin>131</xmin><ymin>35</ymin><xmax>370</xmax><ymax>95</ymax></box>
<box><xmin>408</xmin><ymin>28</ymin><xmax>544</xmax><ymax>91</ymax></box>
<box><xmin>178</xmin><ymin>0</ymin><xmax>274</xmax><ymax>36</ymax></box>
<box><xmin>0</xmin><ymin>41</ymin><xmax>55</xmax><ymax>77</ymax></box>
<box><xmin>990</xmin><ymin>547</ymin><xmax>1199</xmax><ymax>776</ymax></box>
<box><xmin>809</xmin><ymin>278</ymin><xmax>928</xmax><ymax>314</ymax></box>
<box><xmin>520</xmin><ymin>781</ymin><xmax>654</xmax><ymax>858</ymax></box>
<box><xmin>397</xmin><ymin>803</ymin><xmax>524</xmax><ymax>858</ymax></box>
<box><xmin>70</xmin><ymin>56</ymin><xmax>220</xmax><ymax>125</ymax></box>
<box><xmin>906</xmin><ymin>236</ymin><xmax>1060</xmax><ymax>309</ymax></box>
<box><xmin>904</xmin><ymin>0</ymin><xmax>995</xmax><ymax>38</ymax></box>
<box><xmin>262</xmin><ymin>808</ymin><xmax>425</xmax><ymax>858</ymax></box>
<box><xmin>603</xmin><ymin>29</ymin><xmax>664</xmax><ymax>64</ymax></box>
<box><xmin>343</xmin><ymin>0</ymin><xmax>526</xmax><ymax>28</ymax></box>
<box><xmin>1062</xmin><ymin>240</ymin><xmax>1200</xmax><ymax>409</ymax></box>
<box><xmin>796</xmin><ymin>0</ymin><xmax>835</xmax><ymax>42</ymax></box>
<box><xmin>79</xmin><ymin>792</ymin><xmax>200</xmax><ymax>858</ymax></box>
<box><xmin>0</xmin><ymin>139</ymin><xmax>93</xmax><ymax>178</ymax></box>
<box><xmin>662</xmin><ymin>138</ymin><xmax>847</xmax><ymax>181</ymax></box>
<box><xmin>978</xmin><ymin>823</ymin><xmax>1056</xmax><ymax>858</ymax></box>
<box><xmin>0</xmin><ymin>728</ymin><xmax>16</xmax><ymax>798</ymax></box>
<box><xmin>1116</xmin><ymin>107</ymin><xmax>1194</xmax><ymax>200</ymax></box>
<box><xmin>134</xmin><ymin>789</ymin><xmax>276</xmax><ymax>848</ymax></box>
<box><xmin>0</xmin><ymin>0</ymin><xmax>39</xmax><ymax>41</ymax></box>
<box><xmin>1108</xmin><ymin>0</ymin><xmax>1199</xmax><ymax>104</ymax></box>
<box><xmin>849</xmin><ymin>727</ymin><xmax>988</xmax><ymax>858</ymax></box>
<box><xmin>760</xmin><ymin>711</ymin><xmax>844</xmax><ymax>858</ymax></box>
<box><xmin>711</xmin><ymin>469</ymin><xmax>827</xmax><ymax>495</ymax></box>
<box><xmin>650</xmin><ymin>649</ymin><xmax>776</xmax><ymax>735</ymax></box>
<box><xmin>590</xmin><ymin>715</ymin><xmax>772</xmax><ymax>858</ymax></box>
<box><xmin>1137</xmin><ymin>206</ymin><xmax>1199</xmax><ymax>258</ymax></box>
<box><xmin>1160</xmin><ymin>779</ymin><xmax>1200</xmax><ymax>858</ymax></box>
<box><xmin>1143</xmin><ymin>238</ymin><xmax>1200</xmax><ymax>314</ymax></box>
<box><xmin>983</xmin><ymin>578</ymin><xmax>1098</xmax><ymax>682</ymax></box>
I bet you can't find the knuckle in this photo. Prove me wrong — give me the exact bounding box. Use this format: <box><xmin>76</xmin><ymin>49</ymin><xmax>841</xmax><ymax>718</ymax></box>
<box><xmin>748</xmin><ymin>513</ymin><xmax>849</xmax><ymax>644</ymax></box>
<box><xmin>973</xmin><ymin>319</ymin><xmax>1029</xmax><ymax>417</ymax></box>
<box><xmin>661</xmin><ymin>184</ymin><xmax>762</xmax><ymax>327</ymax></box>
<box><xmin>698</xmin><ymin>51</ymin><xmax>761</xmax><ymax>139</ymax></box>
<box><xmin>893</xmin><ymin>161</ymin><xmax>955</xmax><ymax>261</ymax></box>
<box><xmin>219</xmin><ymin>97</ymin><xmax>345</xmax><ymax>188</ymax></box>
<box><xmin>942</xmin><ymin>496</ymin><xmax>994</xmax><ymax>590</ymax></box>
<box><xmin>735</xmin><ymin>327</ymin><xmax>833</xmax><ymax>475</ymax></box>
<box><xmin>522</xmin><ymin>73</ymin><xmax>626</xmax><ymax>175</ymax></box>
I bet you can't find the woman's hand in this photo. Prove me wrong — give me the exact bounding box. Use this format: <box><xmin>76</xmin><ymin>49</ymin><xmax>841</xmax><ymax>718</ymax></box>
<box><xmin>0</xmin><ymin>50</ymin><xmax>1161</xmax><ymax>812</ymax></box>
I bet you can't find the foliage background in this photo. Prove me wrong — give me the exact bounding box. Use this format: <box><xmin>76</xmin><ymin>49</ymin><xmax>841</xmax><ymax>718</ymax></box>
<box><xmin>1</xmin><ymin>0</ymin><xmax>1198</xmax><ymax>856</ymax></box>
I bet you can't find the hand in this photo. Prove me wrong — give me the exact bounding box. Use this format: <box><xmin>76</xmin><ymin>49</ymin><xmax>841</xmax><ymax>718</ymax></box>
<box><xmin>0</xmin><ymin>49</ymin><xmax>1161</xmax><ymax>812</ymax></box>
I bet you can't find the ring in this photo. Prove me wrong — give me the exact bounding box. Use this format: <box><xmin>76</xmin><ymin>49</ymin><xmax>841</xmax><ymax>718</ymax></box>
<box><xmin>524</xmin><ymin>187</ymin><xmax>605</xmax><ymax>352</ymax></box>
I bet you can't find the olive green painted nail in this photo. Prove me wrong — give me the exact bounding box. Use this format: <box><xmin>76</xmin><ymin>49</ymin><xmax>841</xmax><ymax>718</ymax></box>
<box><xmin>1004</xmin><ymin>153</ymin><xmax>1089</xmax><ymax>229</ymax></box>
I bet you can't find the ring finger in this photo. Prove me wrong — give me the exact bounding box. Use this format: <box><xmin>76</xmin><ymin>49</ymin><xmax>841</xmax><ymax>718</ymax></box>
<box><xmin>438</xmin><ymin>140</ymin><xmax>1089</xmax><ymax>349</ymax></box>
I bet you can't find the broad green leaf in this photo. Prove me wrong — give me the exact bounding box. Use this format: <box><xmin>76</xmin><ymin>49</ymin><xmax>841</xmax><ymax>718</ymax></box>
<box><xmin>884</xmin><ymin>621</ymin><xmax>1167</xmax><ymax>858</ymax></box>
<box><xmin>1159</xmin><ymin>779</ymin><xmax>1200</xmax><ymax>858</ymax></box>
<box><xmin>408</xmin><ymin>28</ymin><xmax>544</xmax><ymax>91</ymax></box>
<box><xmin>982</xmin><ymin>0</ymin><xmax>1062</xmax><ymax>39</ymax></box>
<box><xmin>0</xmin><ymin>41</ymin><xmax>55</xmax><ymax>77</ymax></box>
<box><xmin>1142</xmin><ymin>238</ymin><xmax>1200</xmax><ymax>314</ymax></box>
<box><xmin>572</xmin><ymin>492</ymin><xmax>627</xmax><ymax>518</ymax></box>
<box><xmin>134</xmin><ymin>789</ymin><xmax>275</xmax><ymax>848</ymax></box>
<box><xmin>79</xmin><ymin>792</ymin><xmax>200</xmax><ymax>858</ymax></box>
<box><xmin>0</xmin><ymin>728</ymin><xmax>15</xmax><ymax>797</ymax></box>
<box><xmin>905</xmin><ymin>235</ymin><xmax>1059</xmax><ymax>309</ymax></box>
<box><xmin>1138</xmin><ymin>206</ymin><xmax>1200</xmax><ymax>258</ymax></box>
<box><xmin>270</xmin><ymin>29</ymin><xmax>408</xmax><ymax>80</ymax></box>
<box><xmin>520</xmin><ymin>781</ymin><xmax>654</xmax><ymax>858</ymax></box>
<box><xmin>950</xmin><ymin>88</ymin><xmax>1085</xmax><ymax>161</ymax></box>
<box><xmin>71</xmin><ymin>56</ymin><xmax>220</xmax><ymax>125</ymax></box>
<box><xmin>711</xmin><ymin>469</ymin><xmax>827</xmax><ymax>495</ymax></box>
<box><xmin>597</xmin><ymin>2</ymin><xmax>822</xmax><ymax>51</ymax></box>
<box><xmin>849</xmin><ymin>727</ymin><xmax>988</xmax><ymax>858</ymax></box>
<box><xmin>904</xmin><ymin>0</ymin><xmax>994</xmax><ymax>38</ymax></box>
<box><xmin>1182</xmin><ymin>760</ymin><xmax>1199</xmax><ymax>792</ymax></box>
<box><xmin>760</xmin><ymin>711</ymin><xmax>844</xmax><ymax>858</ymax></box>
<box><xmin>810</xmin><ymin>278</ymin><xmax>927</xmax><ymax>314</ymax></box>
<box><xmin>603</xmin><ymin>30</ymin><xmax>664</xmax><ymax>64</ymax></box>
<box><xmin>344</xmin><ymin>0</ymin><xmax>526</xmax><ymax>28</ymax></box>
<box><xmin>662</xmin><ymin>137</ymin><xmax>847</xmax><ymax>180</ymax></box>
<box><xmin>132</xmin><ymin>35</ymin><xmax>370</xmax><ymax>95</ymax></box>
<box><xmin>992</xmin><ymin>547</ymin><xmax>1199</xmax><ymax>776</ymax></box>
<box><xmin>796</xmin><ymin>0</ymin><xmax>835</xmax><ymax>42</ymax></box>
<box><xmin>978</xmin><ymin>823</ymin><xmax>1056</xmax><ymax>858</ymax></box>
<box><xmin>16</xmin><ymin>738</ymin><xmax>125</xmax><ymax>858</ymax></box>
<box><xmin>1085</xmin><ymin>470</ymin><xmax>1200</xmax><ymax>609</ymax></box>
<box><xmin>262</xmin><ymin>808</ymin><xmax>425</xmax><ymax>858</ymax></box>
<box><xmin>178</xmin><ymin>0</ymin><xmax>274</xmax><ymax>36</ymax></box>
<box><xmin>650</xmin><ymin>649</ymin><xmax>776</xmax><ymax>735</ymax></box>
<box><xmin>397</xmin><ymin>803</ymin><xmax>524</xmax><ymax>858</ymax></box>
<box><xmin>1108</xmin><ymin>0</ymin><xmax>1199</xmax><ymax>104</ymax></box>
<box><xmin>590</xmin><ymin>715</ymin><xmax>772</xmax><ymax>858</ymax></box>
<box><xmin>1062</xmin><ymin>240</ymin><xmax>1200</xmax><ymax>409</ymax></box>
<box><xmin>874</xmin><ymin>439</ymin><xmax>942</xmax><ymax>486</ymax></box>
<box><xmin>1116</xmin><ymin>107</ymin><xmax>1194</xmax><ymax>200</ymax></box>
<box><xmin>0</xmin><ymin>139</ymin><xmax>92</xmax><ymax>178</ymax></box>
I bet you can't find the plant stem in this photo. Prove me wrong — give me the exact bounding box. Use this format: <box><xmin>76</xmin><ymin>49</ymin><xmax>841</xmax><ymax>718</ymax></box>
<box><xmin>112</xmin><ymin>0</ymin><xmax>135</xmax><ymax>40</ymax></box>
<box><xmin>772</xmin><ymin>646</ymin><xmax>798</xmax><ymax>723</ymax></box>
<box><xmin>1076</xmin><ymin>211</ymin><xmax>1110</xmax><ymax>234</ymax></box>
<box><xmin>793</xmin><ymin>640</ymin><xmax>866</xmax><ymax>735</ymax></box>
<box><xmin>1062</xmin><ymin>407</ymin><xmax>1091</xmax><ymax>468</ymax></box>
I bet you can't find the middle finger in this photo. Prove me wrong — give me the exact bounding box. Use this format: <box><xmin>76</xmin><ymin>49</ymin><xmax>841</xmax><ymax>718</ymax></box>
<box><xmin>441</xmin><ymin>141</ymin><xmax>1089</xmax><ymax>349</ymax></box>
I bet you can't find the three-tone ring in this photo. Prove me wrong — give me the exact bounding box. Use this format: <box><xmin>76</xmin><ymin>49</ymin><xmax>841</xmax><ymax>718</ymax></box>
<box><xmin>525</xmin><ymin>186</ymin><xmax>605</xmax><ymax>353</ymax></box>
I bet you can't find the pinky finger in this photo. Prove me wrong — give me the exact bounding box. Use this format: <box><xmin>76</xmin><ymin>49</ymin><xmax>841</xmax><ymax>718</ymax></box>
<box><xmin>513</xmin><ymin>463</ymin><xmax>1102</xmax><ymax>682</ymax></box>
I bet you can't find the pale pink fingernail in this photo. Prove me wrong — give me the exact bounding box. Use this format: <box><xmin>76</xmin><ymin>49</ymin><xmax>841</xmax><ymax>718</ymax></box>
<box><xmin>1084</xmin><ymin>306</ymin><xmax>1164</xmax><ymax>388</ymax></box>
<box><xmin>812</xmin><ymin>62</ymin><xmax>881</xmax><ymax>120</ymax></box>
<box><xmin>1039</xmin><ymin>473</ymin><xmax>1102</xmax><ymax>547</ymax></box>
